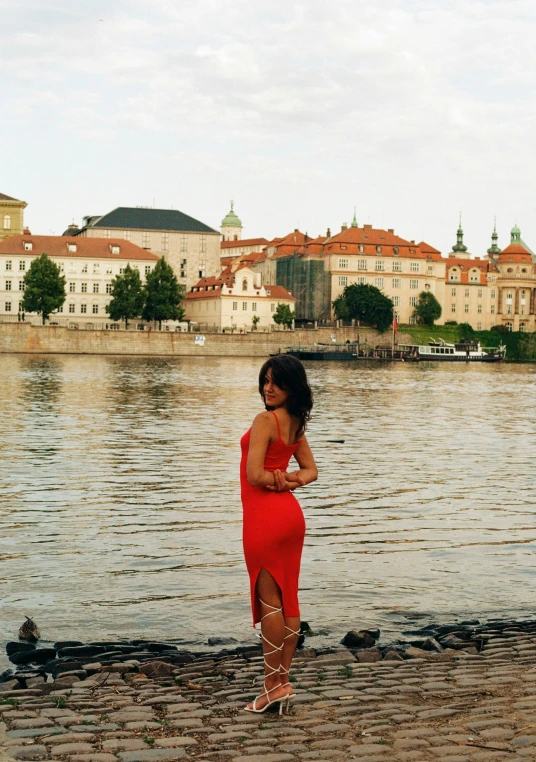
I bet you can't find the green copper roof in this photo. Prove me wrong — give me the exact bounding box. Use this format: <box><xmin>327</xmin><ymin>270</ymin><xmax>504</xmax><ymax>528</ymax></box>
<box><xmin>452</xmin><ymin>219</ymin><xmax>467</xmax><ymax>253</ymax></box>
<box><xmin>487</xmin><ymin>220</ymin><xmax>500</xmax><ymax>256</ymax></box>
<box><xmin>89</xmin><ymin>207</ymin><xmax>218</xmax><ymax>234</ymax></box>
<box><xmin>221</xmin><ymin>201</ymin><xmax>242</xmax><ymax>228</ymax></box>
<box><xmin>351</xmin><ymin>207</ymin><xmax>358</xmax><ymax>228</ymax></box>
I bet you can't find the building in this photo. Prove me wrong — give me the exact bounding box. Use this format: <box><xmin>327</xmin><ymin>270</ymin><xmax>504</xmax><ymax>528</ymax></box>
<box><xmin>184</xmin><ymin>265</ymin><xmax>295</xmax><ymax>331</ymax></box>
<box><xmin>66</xmin><ymin>206</ymin><xmax>220</xmax><ymax>290</ymax></box>
<box><xmin>490</xmin><ymin>225</ymin><xmax>536</xmax><ymax>332</ymax></box>
<box><xmin>221</xmin><ymin>237</ymin><xmax>269</xmax><ymax>259</ymax></box>
<box><xmin>0</xmin><ymin>234</ymin><xmax>159</xmax><ymax>326</ymax></box>
<box><xmin>0</xmin><ymin>192</ymin><xmax>27</xmax><ymax>242</ymax></box>
<box><xmin>220</xmin><ymin>201</ymin><xmax>243</xmax><ymax>241</ymax></box>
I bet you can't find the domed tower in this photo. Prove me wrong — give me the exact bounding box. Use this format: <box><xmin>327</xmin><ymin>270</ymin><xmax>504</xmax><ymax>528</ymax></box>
<box><xmin>487</xmin><ymin>218</ymin><xmax>501</xmax><ymax>259</ymax></box>
<box><xmin>221</xmin><ymin>201</ymin><xmax>243</xmax><ymax>242</ymax></box>
<box><xmin>510</xmin><ymin>223</ymin><xmax>521</xmax><ymax>244</ymax></box>
<box><xmin>451</xmin><ymin>214</ymin><xmax>470</xmax><ymax>258</ymax></box>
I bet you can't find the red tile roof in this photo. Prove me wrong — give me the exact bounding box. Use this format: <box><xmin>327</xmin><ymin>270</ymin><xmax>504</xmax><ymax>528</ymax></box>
<box><xmin>220</xmin><ymin>237</ymin><xmax>269</xmax><ymax>249</ymax></box>
<box><xmin>0</xmin><ymin>235</ymin><xmax>160</xmax><ymax>261</ymax></box>
<box><xmin>418</xmin><ymin>241</ymin><xmax>441</xmax><ymax>255</ymax></box>
<box><xmin>497</xmin><ymin>244</ymin><xmax>533</xmax><ymax>262</ymax></box>
<box><xmin>445</xmin><ymin>256</ymin><xmax>495</xmax><ymax>284</ymax></box>
<box><xmin>186</xmin><ymin>268</ymin><xmax>295</xmax><ymax>301</ymax></box>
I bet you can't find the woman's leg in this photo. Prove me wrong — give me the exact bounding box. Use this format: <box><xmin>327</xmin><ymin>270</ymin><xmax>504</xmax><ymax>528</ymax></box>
<box><xmin>281</xmin><ymin>615</ymin><xmax>300</xmax><ymax>694</ymax></box>
<box><xmin>246</xmin><ymin>568</ymin><xmax>288</xmax><ymax>711</ymax></box>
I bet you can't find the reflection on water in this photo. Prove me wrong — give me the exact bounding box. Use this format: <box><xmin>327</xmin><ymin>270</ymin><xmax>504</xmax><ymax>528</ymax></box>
<box><xmin>0</xmin><ymin>355</ymin><xmax>535</xmax><ymax>668</ymax></box>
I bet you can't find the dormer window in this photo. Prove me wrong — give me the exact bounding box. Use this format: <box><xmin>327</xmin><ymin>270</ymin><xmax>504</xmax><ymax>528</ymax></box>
<box><xmin>393</xmin><ymin>247</ymin><xmax>399</xmax><ymax>256</ymax></box>
<box><xmin>23</xmin><ymin>242</ymin><xmax>33</xmax><ymax>251</ymax></box>
<box><xmin>110</xmin><ymin>245</ymin><xmax>120</xmax><ymax>255</ymax></box>
<box><xmin>358</xmin><ymin>244</ymin><xmax>364</xmax><ymax>254</ymax></box>
<box><xmin>67</xmin><ymin>244</ymin><xmax>77</xmax><ymax>253</ymax></box>
<box><xmin>376</xmin><ymin>245</ymin><xmax>382</xmax><ymax>254</ymax></box>
<box><xmin>242</xmin><ymin>277</ymin><xmax>248</xmax><ymax>291</ymax></box>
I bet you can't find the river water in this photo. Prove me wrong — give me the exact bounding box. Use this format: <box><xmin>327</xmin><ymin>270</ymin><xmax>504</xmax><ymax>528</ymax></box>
<box><xmin>0</xmin><ymin>354</ymin><xmax>535</xmax><ymax>669</ymax></box>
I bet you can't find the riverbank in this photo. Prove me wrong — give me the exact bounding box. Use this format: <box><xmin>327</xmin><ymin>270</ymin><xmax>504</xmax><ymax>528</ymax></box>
<box><xmin>2</xmin><ymin>617</ymin><xmax>536</xmax><ymax>762</ymax></box>
<box><xmin>400</xmin><ymin>324</ymin><xmax>536</xmax><ymax>363</ymax></box>
<box><xmin>0</xmin><ymin>324</ymin><xmax>399</xmax><ymax>357</ymax></box>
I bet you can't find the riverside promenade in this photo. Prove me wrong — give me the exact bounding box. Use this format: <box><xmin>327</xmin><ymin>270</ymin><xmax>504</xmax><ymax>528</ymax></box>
<box><xmin>2</xmin><ymin>622</ymin><xmax>536</xmax><ymax>762</ymax></box>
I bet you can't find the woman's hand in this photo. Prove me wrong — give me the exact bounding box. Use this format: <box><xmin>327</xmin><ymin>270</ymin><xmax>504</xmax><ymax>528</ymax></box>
<box><xmin>266</xmin><ymin>469</ymin><xmax>305</xmax><ymax>492</ymax></box>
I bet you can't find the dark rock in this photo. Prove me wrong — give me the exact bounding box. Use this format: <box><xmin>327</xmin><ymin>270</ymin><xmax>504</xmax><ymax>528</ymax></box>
<box><xmin>439</xmin><ymin>634</ymin><xmax>469</xmax><ymax>650</ymax></box>
<box><xmin>356</xmin><ymin>648</ymin><xmax>382</xmax><ymax>663</ymax></box>
<box><xmin>0</xmin><ymin>679</ymin><xmax>19</xmax><ymax>691</ymax></box>
<box><xmin>404</xmin><ymin>646</ymin><xmax>430</xmax><ymax>659</ymax></box>
<box><xmin>0</xmin><ymin>668</ymin><xmax>14</xmax><ymax>681</ymax></box>
<box><xmin>459</xmin><ymin>619</ymin><xmax>480</xmax><ymax>626</ymax></box>
<box><xmin>421</xmin><ymin>638</ymin><xmax>444</xmax><ymax>652</ymax></box>
<box><xmin>54</xmin><ymin>641</ymin><xmax>84</xmax><ymax>650</ymax></box>
<box><xmin>169</xmin><ymin>653</ymin><xmax>195</xmax><ymax>665</ymax></box>
<box><xmin>53</xmin><ymin>661</ymin><xmax>84</xmax><ymax>676</ymax></box>
<box><xmin>140</xmin><ymin>660</ymin><xmax>174</xmax><ymax>678</ymax></box>
<box><xmin>300</xmin><ymin>621</ymin><xmax>312</xmax><ymax>633</ymax></box>
<box><xmin>6</xmin><ymin>642</ymin><xmax>36</xmax><ymax>656</ymax></box>
<box><xmin>146</xmin><ymin>643</ymin><xmax>178</xmax><ymax>653</ymax></box>
<box><xmin>57</xmin><ymin>645</ymin><xmax>109</xmax><ymax>658</ymax></box>
<box><xmin>207</xmin><ymin>637</ymin><xmax>238</xmax><ymax>646</ymax></box>
<box><xmin>383</xmin><ymin>650</ymin><xmax>404</xmax><ymax>661</ymax></box>
<box><xmin>341</xmin><ymin>629</ymin><xmax>380</xmax><ymax>649</ymax></box>
<box><xmin>235</xmin><ymin>645</ymin><xmax>262</xmax><ymax>657</ymax></box>
<box><xmin>9</xmin><ymin>648</ymin><xmax>56</xmax><ymax>665</ymax></box>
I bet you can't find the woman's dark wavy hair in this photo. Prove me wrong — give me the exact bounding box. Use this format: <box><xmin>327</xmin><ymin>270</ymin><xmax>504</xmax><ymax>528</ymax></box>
<box><xmin>258</xmin><ymin>355</ymin><xmax>313</xmax><ymax>436</ymax></box>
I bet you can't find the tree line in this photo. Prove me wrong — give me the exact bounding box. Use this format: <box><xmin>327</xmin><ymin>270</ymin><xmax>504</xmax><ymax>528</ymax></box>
<box><xmin>20</xmin><ymin>254</ymin><xmax>185</xmax><ymax>328</ymax></box>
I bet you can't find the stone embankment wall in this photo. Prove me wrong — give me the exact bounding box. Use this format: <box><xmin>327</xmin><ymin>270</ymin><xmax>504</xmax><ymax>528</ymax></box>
<box><xmin>0</xmin><ymin>323</ymin><xmax>413</xmax><ymax>357</ymax></box>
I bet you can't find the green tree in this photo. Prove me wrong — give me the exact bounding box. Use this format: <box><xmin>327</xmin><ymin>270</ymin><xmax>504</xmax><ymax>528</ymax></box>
<box><xmin>252</xmin><ymin>314</ymin><xmax>260</xmax><ymax>330</ymax></box>
<box><xmin>21</xmin><ymin>253</ymin><xmax>66</xmax><ymax>325</ymax></box>
<box><xmin>107</xmin><ymin>264</ymin><xmax>145</xmax><ymax>328</ymax></box>
<box><xmin>332</xmin><ymin>294</ymin><xmax>350</xmax><ymax>321</ymax></box>
<box><xmin>457</xmin><ymin>322</ymin><xmax>474</xmax><ymax>337</ymax></box>
<box><xmin>273</xmin><ymin>303</ymin><xmax>295</xmax><ymax>328</ymax></box>
<box><xmin>334</xmin><ymin>284</ymin><xmax>393</xmax><ymax>332</ymax></box>
<box><xmin>142</xmin><ymin>258</ymin><xmax>185</xmax><ymax>329</ymax></box>
<box><xmin>413</xmin><ymin>291</ymin><xmax>442</xmax><ymax>326</ymax></box>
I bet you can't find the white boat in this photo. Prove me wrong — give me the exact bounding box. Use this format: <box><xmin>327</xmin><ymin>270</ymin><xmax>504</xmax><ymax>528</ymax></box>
<box><xmin>402</xmin><ymin>338</ymin><xmax>505</xmax><ymax>363</ymax></box>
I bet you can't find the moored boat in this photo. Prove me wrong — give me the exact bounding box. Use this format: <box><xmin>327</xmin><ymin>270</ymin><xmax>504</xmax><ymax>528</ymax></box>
<box><xmin>401</xmin><ymin>338</ymin><xmax>505</xmax><ymax>363</ymax></box>
<box><xmin>280</xmin><ymin>343</ymin><xmax>358</xmax><ymax>361</ymax></box>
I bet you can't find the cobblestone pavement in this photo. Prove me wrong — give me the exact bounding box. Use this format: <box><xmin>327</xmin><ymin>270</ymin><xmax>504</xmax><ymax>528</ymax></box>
<box><xmin>2</xmin><ymin>627</ymin><xmax>536</xmax><ymax>762</ymax></box>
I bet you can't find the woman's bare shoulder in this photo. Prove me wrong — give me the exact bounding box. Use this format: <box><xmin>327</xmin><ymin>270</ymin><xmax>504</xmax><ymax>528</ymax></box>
<box><xmin>251</xmin><ymin>410</ymin><xmax>274</xmax><ymax>428</ymax></box>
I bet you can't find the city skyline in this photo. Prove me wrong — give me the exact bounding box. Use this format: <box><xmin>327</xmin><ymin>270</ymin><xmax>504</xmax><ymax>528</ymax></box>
<box><xmin>3</xmin><ymin>0</ymin><xmax>536</xmax><ymax>255</ymax></box>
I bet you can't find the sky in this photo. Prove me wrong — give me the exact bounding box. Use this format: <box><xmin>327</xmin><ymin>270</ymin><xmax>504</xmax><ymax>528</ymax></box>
<box><xmin>2</xmin><ymin>0</ymin><xmax>536</xmax><ymax>256</ymax></box>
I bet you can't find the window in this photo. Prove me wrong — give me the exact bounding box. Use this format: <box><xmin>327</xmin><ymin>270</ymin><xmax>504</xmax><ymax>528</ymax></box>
<box><xmin>392</xmin><ymin>295</ymin><xmax>400</xmax><ymax>307</ymax></box>
<box><xmin>451</xmin><ymin>287</ymin><xmax>456</xmax><ymax>296</ymax></box>
<box><xmin>23</xmin><ymin>242</ymin><xmax>32</xmax><ymax>251</ymax></box>
<box><xmin>477</xmin><ymin>322</ymin><xmax>482</xmax><ymax>330</ymax></box>
<box><xmin>142</xmin><ymin>232</ymin><xmax>150</xmax><ymax>248</ymax></box>
<box><xmin>375</xmin><ymin>260</ymin><xmax>385</xmax><ymax>271</ymax></box>
<box><xmin>80</xmin><ymin>303</ymin><xmax>87</xmax><ymax>314</ymax></box>
<box><xmin>5</xmin><ymin>260</ymin><xmax>12</xmax><ymax>271</ymax></box>
<box><xmin>81</xmin><ymin>263</ymin><xmax>88</xmax><ymax>273</ymax></box>
<box><xmin>19</xmin><ymin>281</ymin><xmax>24</xmax><ymax>291</ymax></box>
<box><xmin>410</xmin><ymin>279</ymin><xmax>418</xmax><ymax>289</ymax></box>
<box><xmin>69</xmin><ymin>303</ymin><xmax>75</xmax><ymax>313</ymax></box>
<box><xmin>5</xmin><ymin>301</ymin><xmax>11</xmax><ymax>311</ymax></box>
<box><xmin>92</xmin><ymin>304</ymin><xmax>99</xmax><ymax>314</ymax></box>
<box><xmin>111</xmin><ymin>246</ymin><xmax>120</xmax><ymax>255</ymax></box>
<box><xmin>376</xmin><ymin>245</ymin><xmax>382</xmax><ymax>254</ymax></box>
<box><xmin>242</xmin><ymin>302</ymin><xmax>247</xmax><ymax>310</ymax></box>
<box><xmin>57</xmin><ymin>305</ymin><xmax>63</xmax><ymax>313</ymax></box>
<box><xmin>180</xmin><ymin>258</ymin><xmax>187</xmax><ymax>278</ymax></box>
<box><xmin>464</xmin><ymin>304</ymin><xmax>469</xmax><ymax>313</ymax></box>
<box><xmin>180</xmin><ymin>234</ymin><xmax>187</xmax><ymax>253</ymax></box>
<box><xmin>520</xmin><ymin>323</ymin><xmax>526</xmax><ymax>332</ymax></box>
<box><xmin>338</xmin><ymin>276</ymin><xmax>348</xmax><ymax>286</ymax></box>
<box><xmin>410</xmin><ymin>262</ymin><xmax>419</xmax><ymax>272</ymax></box>
<box><xmin>106</xmin><ymin>230</ymin><xmax>112</xmax><ymax>238</ymax></box>
<box><xmin>393</xmin><ymin>246</ymin><xmax>399</xmax><ymax>256</ymax></box>
<box><xmin>124</xmin><ymin>230</ymin><xmax>131</xmax><ymax>241</ymax></box>
<box><xmin>81</xmin><ymin>283</ymin><xmax>87</xmax><ymax>293</ymax></box>
<box><xmin>19</xmin><ymin>261</ymin><xmax>26</xmax><ymax>271</ymax></box>
<box><xmin>3</xmin><ymin>215</ymin><xmax>11</xmax><ymax>230</ymax></box>
<box><xmin>145</xmin><ymin>265</ymin><xmax>151</xmax><ymax>275</ymax></box>
<box><xmin>357</xmin><ymin>276</ymin><xmax>367</xmax><ymax>285</ymax></box>
<box><xmin>92</xmin><ymin>263</ymin><xmax>99</xmax><ymax>274</ymax></box>
<box><xmin>252</xmin><ymin>302</ymin><xmax>257</xmax><ymax>311</ymax></box>
<box><xmin>358</xmin><ymin>244</ymin><xmax>364</xmax><ymax>254</ymax></box>
<box><xmin>392</xmin><ymin>260</ymin><xmax>401</xmax><ymax>272</ymax></box>
<box><xmin>491</xmin><ymin>305</ymin><xmax>495</xmax><ymax>314</ymax></box>
<box><xmin>68</xmin><ymin>244</ymin><xmax>77</xmax><ymax>253</ymax></box>
<box><xmin>161</xmin><ymin>232</ymin><xmax>168</xmax><ymax>250</ymax></box>
<box><xmin>506</xmin><ymin>322</ymin><xmax>513</xmax><ymax>331</ymax></box>
<box><xmin>232</xmin><ymin>301</ymin><xmax>238</xmax><ymax>311</ymax></box>
<box><xmin>106</xmin><ymin>283</ymin><xmax>112</xmax><ymax>294</ymax></box>
<box><xmin>271</xmin><ymin>303</ymin><xmax>275</xmax><ymax>312</ymax></box>
<box><xmin>490</xmin><ymin>289</ymin><xmax>495</xmax><ymax>298</ymax></box>
<box><xmin>93</xmin><ymin>283</ymin><xmax>99</xmax><ymax>293</ymax></box>
<box><xmin>478</xmin><ymin>288</ymin><xmax>483</xmax><ymax>298</ymax></box>
<box><xmin>340</xmin><ymin>245</ymin><xmax>347</xmax><ymax>250</ymax></box>
<box><xmin>119</xmin><ymin>267</ymin><xmax>125</xmax><ymax>274</ymax></box>
<box><xmin>358</xmin><ymin>259</ymin><xmax>367</xmax><ymax>270</ymax></box>
<box><xmin>409</xmin><ymin>296</ymin><xmax>417</xmax><ymax>307</ymax></box>
<box><xmin>198</xmin><ymin>269</ymin><xmax>205</xmax><ymax>278</ymax></box>
<box><xmin>470</xmin><ymin>270</ymin><xmax>479</xmax><ymax>282</ymax></box>
<box><xmin>465</xmin><ymin>288</ymin><xmax>470</xmax><ymax>297</ymax></box>
<box><xmin>59</xmin><ymin>263</ymin><xmax>65</xmax><ymax>273</ymax></box>
<box><xmin>106</xmin><ymin>265</ymin><xmax>113</xmax><ymax>274</ymax></box>
<box><xmin>5</xmin><ymin>280</ymin><xmax>11</xmax><ymax>291</ymax></box>
<box><xmin>200</xmin><ymin>234</ymin><xmax>207</xmax><ymax>253</ymax></box>
<box><xmin>392</xmin><ymin>278</ymin><xmax>401</xmax><ymax>289</ymax></box>
<box><xmin>449</xmin><ymin>270</ymin><xmax>459</xmax><ymax>281</ymax></box>
<box><xmin>451</xmin><ymin>303</ymin><xmax>456</xmax><ymax>313</ymax></box>
<box><xmin>338</xmin><ymin>258</ymin><xmax>349</xmax><ymax>269</ymax></box>
<box><xmin>506</xmin><ymin>305</ymin><xmax>512</xmax><ymax>315</ymax></box>
<box><xmin>242</xmin><ymin>278</ymin><xmax>248</xmax><ymax>291</ymax></box>
<box><xmin>427</xmin><ymin>265</ymin><xmax>434</xmax><ymax>274</ymax></box>
<box><xmin>477</xmin><ymin>304</ymin><xmax>482</xmax><ymax>313</ymax></box>
<box><xmin>375</xmin><ymin>277</ymin><xmax>384</xmax><ymax>289</ymax></box>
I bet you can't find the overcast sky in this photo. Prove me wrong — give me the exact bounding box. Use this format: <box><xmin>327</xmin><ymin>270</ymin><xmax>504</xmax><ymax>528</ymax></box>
<box><xmin>2</xmin><ymin>0</ymin><xmax>536</xmax><ymax>256</ymax></box>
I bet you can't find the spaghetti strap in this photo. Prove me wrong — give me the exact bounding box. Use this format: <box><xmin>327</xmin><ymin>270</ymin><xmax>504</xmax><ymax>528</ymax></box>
<box><xmin>269</xmin><ymin>410</ymin><xmax>282</xmax><ymax>441</ymax></box>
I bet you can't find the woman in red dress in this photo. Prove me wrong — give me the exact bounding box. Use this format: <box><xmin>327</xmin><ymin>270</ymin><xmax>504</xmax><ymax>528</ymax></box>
<box><xmin>241</xmin><ymin>355</ymin><xmax>318</xmax><ymax>713</ymax></box>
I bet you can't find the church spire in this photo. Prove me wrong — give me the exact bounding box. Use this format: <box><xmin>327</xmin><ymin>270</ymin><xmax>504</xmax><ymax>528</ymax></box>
<box><xmin>487</xmin><ymin>216</ymin><xmax>501</xmax><ymax>257</ymax></box>
<box><xmin>351</xmin><ymin>206</ymin><xmax>358</xmax><ymax>228</ymax></box>
<box><xmin>452</xmin><ymin>213</ymin><xmax>467</xmax><ymax>253</ymax></box>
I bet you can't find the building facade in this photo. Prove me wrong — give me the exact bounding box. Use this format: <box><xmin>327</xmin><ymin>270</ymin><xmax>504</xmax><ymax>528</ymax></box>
<box><xmin>0</xmin><ymin>235</ymin><xmax>159</xmax><ymax>326</ymax></box>
<box><xmin>185</xmin><ymin>265</ymin><xmax>295</xmax><ymax>331</ymax></box>
<box><xmin>220</xmin><ymin>201</ymin><xmax>243</xmax><ymax>242</ymax></box>
<box><xmin>67</xmin><ymin>206</ymin><xmax>220</xmax><ymax>290</ymax></box>
<box><xmin>0</xmin><ymin>193</ymin><xmax>27</xmax><ymax>242</ymax></box>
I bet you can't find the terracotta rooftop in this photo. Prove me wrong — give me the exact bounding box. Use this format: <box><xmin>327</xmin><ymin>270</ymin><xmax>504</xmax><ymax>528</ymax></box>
<box><xmin>220</xmin><ymin>237</ymin><xmax>269</xmax><ymax>249</ymax></box>
<box><xmin>497</xmin><ymin>244</ymin><xmax>533</xmax><ymax>262</ymax></box>
<box><xmin>0</xmin><ymin>235</ymin><xmax>160</xmax><ymax>261</ymax></box>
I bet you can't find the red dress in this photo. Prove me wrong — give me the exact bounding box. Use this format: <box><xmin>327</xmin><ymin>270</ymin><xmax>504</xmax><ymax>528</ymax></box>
<box><xmin>241</xmin><ymin>410</ymin><xmax>306</xmax><ymax>626</ymax></box>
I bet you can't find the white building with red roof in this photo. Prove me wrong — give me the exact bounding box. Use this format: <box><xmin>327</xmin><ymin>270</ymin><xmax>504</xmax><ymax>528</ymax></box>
<box><xmin>184</xmin><ymin>265</ymin><xmax>295</xmax><ymax>331</ymax></box>
<box><xmin>0</xmin><ymin>234</ymin><xmax>159</xmax><ymax>327</ymax></box>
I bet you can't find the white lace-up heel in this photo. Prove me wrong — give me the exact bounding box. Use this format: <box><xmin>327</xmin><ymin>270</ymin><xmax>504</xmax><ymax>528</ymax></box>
<box><xmin>244</xmin><ymin>599</ymin><xmax>287</xmax><ymax>715</ymax></box>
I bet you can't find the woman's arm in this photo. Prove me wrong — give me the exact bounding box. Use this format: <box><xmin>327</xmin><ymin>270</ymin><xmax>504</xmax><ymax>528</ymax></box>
<box><xmin>246</xmin><ymin>412</ymin><xmax>277</xmax><ymax>488</ymax></box>
<box><xmin>289</xmin><ymin>436</ymin><xmax>318</xmax><ymax>486</ymax></box>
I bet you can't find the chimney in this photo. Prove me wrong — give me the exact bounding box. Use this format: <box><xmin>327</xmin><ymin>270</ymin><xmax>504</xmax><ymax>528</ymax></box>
<box><xmin>388</xmin><ymin>228</ymin><xmax>394</xmax><ymax>234</ymax></box>
<box><xmin>364</xmin><ymin>224</ymin><xmax>372</xmax><ymax>230</ymax></box>
<box><xmin>326</xmin><ymin>227</ymin><xmax>331</xmax><ymax>238</ymax></box>
<box><xmin>341</xmin><ymin>223</ymin><xmax>348</xmax><ymax>232</ymax></box>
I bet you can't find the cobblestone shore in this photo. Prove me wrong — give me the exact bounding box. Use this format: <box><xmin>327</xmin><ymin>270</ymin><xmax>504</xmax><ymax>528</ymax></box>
<box><xmin>2</xmin><ymin>624</ymin><xmax>536</xmax><ymax>762</ymax></box>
